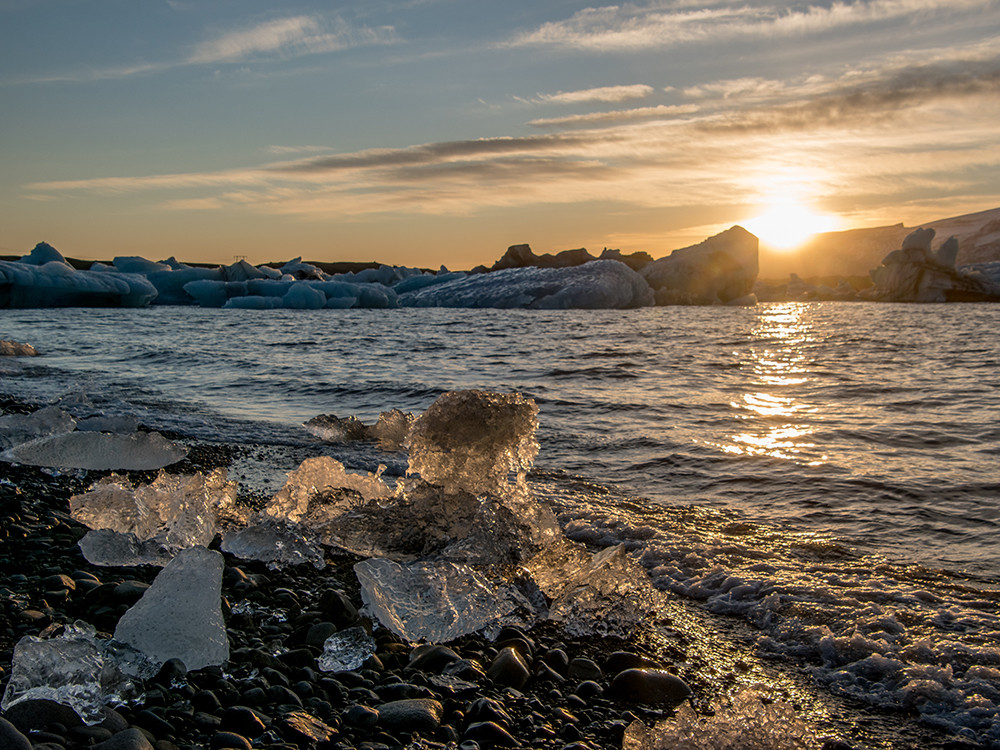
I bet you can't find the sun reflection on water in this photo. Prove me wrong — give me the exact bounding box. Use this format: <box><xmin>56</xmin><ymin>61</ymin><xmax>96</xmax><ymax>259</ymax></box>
<box><xmin>723</xmin><ymin>303</ymin><xmax>827</xmax><ymax>465</ymax></box>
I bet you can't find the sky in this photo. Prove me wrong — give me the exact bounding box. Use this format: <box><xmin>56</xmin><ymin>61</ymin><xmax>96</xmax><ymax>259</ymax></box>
<box><xmin>2</xmin><ymin>0</ymin><xmax>999</xmax><ymax>269</ymax></box>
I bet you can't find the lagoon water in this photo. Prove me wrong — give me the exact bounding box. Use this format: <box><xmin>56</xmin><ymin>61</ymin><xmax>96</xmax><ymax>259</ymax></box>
<box><xmin>3</xmin><ymin>302</ymin><xmax>1000</xmax><ymax>746</ymax></box>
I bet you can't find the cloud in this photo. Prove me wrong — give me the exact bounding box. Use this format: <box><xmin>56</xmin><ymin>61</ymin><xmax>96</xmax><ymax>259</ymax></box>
<box><xmin>506</xmin><ymin>0</ymin><xmax>994</xmax><ymax>51</ymax></box>
<box><xmin>535</xmin><ymin>84</ymin><xmax>655</xmax><ymax>104</ymax></box>
<box><xmin>7</xmin><ymin>15</ymin><xmax>396</xmax><ymax>84</ymax></box>
<box><xmin>530</xmin><ymin>103</ymin><xmax>700</xmax><ymax>128</ymax></box>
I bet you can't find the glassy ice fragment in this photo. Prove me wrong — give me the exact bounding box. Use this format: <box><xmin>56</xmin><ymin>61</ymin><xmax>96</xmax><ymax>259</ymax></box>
<box><xmin>0</xmin><ymin>406</ymin><xmax>75</xmax><ymax>450</ymax></box>
<box><xmin>76</xmin><ymin>415</ymin><xmax>141</xmax><ymax>434</ymax></box>
<box><xmin>622</xmin><ymin>688</ymin><xmax>817</xmax><ymax>750</ymax></box>
<box><xmin>354</xmin><ymin>558</ymin><xmax>537</xmax><ymax>643</ymax></box>
<box><xmin>304</xmin><ymin>414</ymin><xmax>368</xmax><ymax>442</ymax></box>
<box><xmin>531</xmin><ymin>543</ymin><xmax>664</xmax><ymax>638</ymax></box>
<box><xmin>317</xmin><ymin>626</ymin><xmax>376</xmax><ymax>672</ymax></box>
<box><xmin>221</xmin><ymin>514</ymin><xmax>325</xmax><ymax>569</ymax></box>
<box><xmin>0</xmin><ymin>622</ymin><xmax>148</xmax><ymax>726</ymax></box>
<box><xmin>406</xmin><ymin>390</ymin><xmax>539</xmax><ymax>496</ymax></box>
<box><xmin>369</xmin><ymin>408</ymin><xmax>414</xmax><ymax>450</ymax></box>
<box><xmin>114</xmin><ymin>547</ymin><xmax>229</xmax><ymax>670</ymax></box>
<box><xmin>0</xmin><ymin>339</ymin><xmax>39</xmax><ymax>356</ymax></box>
<box><xmin>4</xmin><ymin>430</ymin><xmax>187</xmax><ymax>470</ymax></box>
<box><xmin>70</xmin><ymin>469</ymin><xmax>239</xmax><ymax>565</ymax></box>
<box><xmin>265</xmin><ymin>456</ymin><xmax>395</xmax><ymax>524</ymax></box>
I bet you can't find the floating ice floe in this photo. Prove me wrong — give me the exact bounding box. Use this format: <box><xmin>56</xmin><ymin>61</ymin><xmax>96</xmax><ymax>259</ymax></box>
<box><xmin>3</xmin><ymin>429</ymin><xmax>187</xmax><ymax>470</ymax></box>
<box><xmin>0</xmin><ymin>339</ymin><xmax>38</xmax><ymax>356</ymax></box>
<box><xmin>114</xmin><ymin>547</ymin><xmax>229</xmax><ymax>671</ymax></box>
<box><xmin>622</xmin><ymin>688</ymin><xmax>817</xmax><ymax>750</ymax></box>
<box><xmin>354</xmin><ymin>558</ymin><xmax>539</xmax><ymax>643</ymax></box>
<box><xmin>71</xmin><ymin>469</ymin><xmax>239</xmax><ymax>566</ymax></box>
<box><xmin>0</xmin><ymin>622</ymin><xmax>151</xmax><ymax>725</ymax></box>
<box><xmin>318</xmin><ymin>626</ymin><xmax>377</xmax><ymax>672</ymax></box>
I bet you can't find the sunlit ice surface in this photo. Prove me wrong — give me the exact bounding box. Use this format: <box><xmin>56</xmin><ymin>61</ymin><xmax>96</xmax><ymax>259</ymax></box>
<box><xmin>716</xmin><ymin>303</ymin><xmax>828</xmax><ymax>465</ymax></box>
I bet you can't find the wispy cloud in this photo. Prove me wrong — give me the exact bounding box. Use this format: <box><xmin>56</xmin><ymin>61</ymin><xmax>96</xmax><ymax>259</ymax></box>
<box><xmin>507</xmin><ymin>0</ymin><xmax>994</xmax><ymax>51</ymax></box>
<box><xmin>8</xmin><ymin>15</ymin><xmax>396</xmax><ymax>84</ymax></box>
<box><xmin>535</xmin><ymin>84</ymin><xmax>655</xmax><ymax>104</ymax></box>
<box><xmin>530</xmin><ymin>103</ymin><xmax>699</xmax><ymax>128</ymax></box>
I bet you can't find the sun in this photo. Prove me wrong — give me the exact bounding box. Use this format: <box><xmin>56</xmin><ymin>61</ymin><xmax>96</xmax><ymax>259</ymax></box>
<box><xmin>743</xmin><ymin>201</ymin><xmax>841</xmax><ymax>251</ymax></box>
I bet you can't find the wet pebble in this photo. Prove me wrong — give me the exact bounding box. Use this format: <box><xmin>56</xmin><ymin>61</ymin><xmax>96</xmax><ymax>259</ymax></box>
<box><xmin>487</xmin><ymin>647</ymin><xmax>530</xmax><ymax>689</ymax></box>
<box><xmin>607</xmin><ymin>668</ymin><xmax>691</xmax><ymax>706</ymax></box>
<box><xmin>0</xmin><ymin>718</ymin><xmax>32</xmax><ymax>750</ymax></box>
<box><xmin>377</xmin><ymin>698</ymin><xmax>443</xmax><ymax>733</ymax></box>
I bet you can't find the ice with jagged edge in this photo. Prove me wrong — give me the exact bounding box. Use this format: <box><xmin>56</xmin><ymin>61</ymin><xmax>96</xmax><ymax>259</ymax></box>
<box><xmin>3</xmin><ymin>429</ymin><xmax>187</xmax><ymax>470</ymax></box>
<box><xmin>1</xmin><ymin>622</ymin><xmax>153</xmax><ymax>725</ymax></box>
<box><xmin>71</xmin><ymin>469</ymin><xmax>240</xmax><ymax>566</ymax></box>
<box><xmin>114</xmin><ymin>547</ymin><xmax>229</xmax><ymax>670</ymax></box>
<box><xmin>0</xmin><ymin>405</ymin><xmax>75</xmax><ymax>450</ymax></box>
<box><xmin>221</xmin><ymin>514</ymin><xmax>325</xmax><ymax>569</ymax></box>
<box><xmin>354</xmin><ymin>558</ymin><xmax>540</xmax><ymax>643</ymax></box>
<box><xmin>305</xmin><ymin>408</ymin><xmax>414</xmax><ymax>450</ymax></box>
<box><xmin>526</xmin><ymin>541</ymin><xmax>664</xmax><ymax>638</ymax></box>
<box><xmin>0</xmin><ymin>339</ymin><xmax>39</xmax><ymax>356</ymax></box>
<box><xmin>317</xmin><ymin>626</ymin><xmax>377</xmax><ymax>672</ymax></box>
<box><xmin>622</xmin><ymin>688</ymin><xmax>818</xmax><ymax>750</ymax></box>
<box><xmin>397</xmin><ymin>260</ymin><xmax>653</xmax><ymax>309</ymax></box>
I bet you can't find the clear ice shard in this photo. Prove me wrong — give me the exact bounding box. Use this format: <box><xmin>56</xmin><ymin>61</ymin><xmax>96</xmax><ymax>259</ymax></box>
<box><xmin>622</xmin><ymin>688</ymin><xmax>817</xmax><ymax>750</ymax></box>
<box><xmin>529</xmin><ymin>542</ymin><xmax>665</xmax><ymax>638</ymax></box>
<box><xmin>264</xmin><ymin>456</ymin><xmax>395</xmax><ymax>524</ymax></box>
<box><xmin>317</xmin><ymin>626</ymin><xmax>377</xmax><ymax>672</ymax></box>
<box><xmin>70</xmin><ymin>469</ymin><xmax>240</xmax><ymax>566</ymax></box>
<box><xmin>0</xmin><ymin>622</ymin><xmax>149</xmax><ymax>726</ymax></box>
<box><xmin>113</xmin><ymin>547</ymin><xmax>229</xmax><ymax>670</ymax></box>
<box><xmin>0</xmin><ymin>339</ymin><xmax>39</xmax><ymax>356</ymax></box>
<box><xmin>406</xmin><ymin>390</ymin><xmax>538</xmax><ymax>496</ymax></box>
<box><xmin>0</xmin><ymin>406</ymin><xmax>75</xmax><ymax>450</ymax></box>
<box><xmin>354</xmin><ymin>558</ymin><xmax>538</xmax><ymax>643</ymax></box>
<box><xmin>4</xmin><ymin>430</ymin><xmax>187</xmax><ymax>470</ymax></box>
<box><xmin>221</xmin><ymin>514</ymin><xmax>325</xmax><ymax>569</ymax></box>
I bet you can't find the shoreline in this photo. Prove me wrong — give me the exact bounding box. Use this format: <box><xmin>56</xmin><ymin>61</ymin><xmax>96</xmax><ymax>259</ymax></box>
<box><xmin>0</xmin><ymin>394</ymin><xmax>975</xmax><ymax>749</ymax></box>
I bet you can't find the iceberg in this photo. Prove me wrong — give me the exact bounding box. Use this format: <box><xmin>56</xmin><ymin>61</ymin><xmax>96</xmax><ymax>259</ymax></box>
<box><xmin>70</xmin><ymin>469</ymin><xmax>239</xmax><ymax>565</ymax></box>
<box><xmin>3</xmin><ymin>430</ymin><xmax>187</xmax><ymax>470</ymax></box>
<box><xmin>354</xmin><ymin>558</ymin><xmax>537</xmax><ymax>643</ymax></box>
<box><xmin>0</xmin><ymin>243</ymin><xmax>157</xmax><ymax>308</ymax></box>
<box><xmin>397</xmin><ymin>260</ymin><xmax>653</xmax><ymax>309</ymax></box>
<box><xmin>113</xmin><ymin>547</ymin><xmax>229</xmax><ymax>670</ymax></box>
<box><xmin>0</xmin><ymin>339</ymin><xmax>39</xmax><ymax>356</ymax></box>
<box><xmin>1</xmin><ymin>622</ymin><xmax>149</xmax><ymax>725</ymax></box>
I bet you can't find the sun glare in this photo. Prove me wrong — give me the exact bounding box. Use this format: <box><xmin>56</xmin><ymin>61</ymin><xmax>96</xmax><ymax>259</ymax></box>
<box><xmin>743</xmin><ymin>201</ymin><xmax>840</xmax><ymax>251</ymax></box>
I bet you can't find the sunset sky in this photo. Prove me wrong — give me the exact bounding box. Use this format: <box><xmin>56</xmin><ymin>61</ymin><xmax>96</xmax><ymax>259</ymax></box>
<box><xmin>2</xmin><ymin>0</ymin><xmax>999</xmax><ymax>268</ymax></box>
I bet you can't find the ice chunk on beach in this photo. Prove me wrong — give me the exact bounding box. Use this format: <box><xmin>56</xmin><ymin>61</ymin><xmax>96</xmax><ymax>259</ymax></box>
<box><xmin>75</xmin><ymin>415</ymin><xmax>141</xmax><ymax>434</ymax></box>
<box><xmin>1</xmin><ymin>622</ymin><xmax>148</xmax><ymax>725</ymax></box>
<box><xmin>305</xmin><ymin>409</ymin><xmax>415</xmax><ymax>450</ymax></box>
<box><xmin>538</xmin><ymin>543</ymin><xmax>665</xmax><ymax>638</ymax></box>
<box><xmin>265</xmin><ymin>456</ymin><xmax>395</xmax><ymax>524</ymax></box>
<box><xmin>397</xmin><ymin>260</ymin><xmax>653</xmax><ymax>309</ymax></box>
<box><xmin>355</xmin><ymin>558</ymin><xmax>537</xmax><ymax>643</ymax></box>
<box><xmin>0</xmin><ymin>406</ymin><xmax>75</xmax><ymax>450</ymax></box>
<box><xmin>221</xmin><ymin>514</ymin><xmax>325</xmax><ymax>569</ymax></box>
<box><xmin>622</xmin><ymin>688</ymin><xmax>817</xmax><ymax>750</ymax></box>
<box><xmin>114</xmin><ymin>547</ymin><xmax>229</xmax><ymax>670</ymax></box>
<box><xmin>407</xmin><ymin>390</ymin><xmax>539</xmax><ymax>496</ymax></box>
<box><xmin>70</xmin><ymin>469</ymin><xmax>239</xmax><ymax>565</ymax></box>
<box><xmin>318</xmin><ymin>626</ymin><xmax>377</xmax><ymax>672</ymax></box>
<box><xmin>0</xmin><ymin>339</ymin><xmax>39</xmax><ymax>356</ymax></box>
<box><xmin>4</xmin><ymin>430</ymin><xmax>187</xmax><ymax>470</ymax></box>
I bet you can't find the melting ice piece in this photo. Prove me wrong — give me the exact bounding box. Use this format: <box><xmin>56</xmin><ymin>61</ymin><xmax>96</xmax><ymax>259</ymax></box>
<box><xmin>406</xmin><ymin>390</ymin><xmax>538</xmax><ymax>496</ymax></box>
<box><xmin>531</xmin><ymin>543</ymin><xmax>664</xmax><ymax>638</ymax></box>
<box><xmin>304</xmin><ymin>408</ymin><xmax>414</xmax><ymax>450</ymax></box>
<box><xmin>622</xmin><ymin>688</ymin><xmax>817</xmax><ymax>750</ymax></box>
<box><xmin>76</xmin><ymin>415</ymin><xmax>141</xmax><ymax>434</ymax></box>
<box><xmin>4</xmin><ymin>430</ymin><xmax>187</xmax><ymax>470</ymax></box>
<box><xmin>221</xmin><ymin>514</ymin><xmax>325</xmax><ymax>569</ymax></box>
<box><xmin>0</xmin><ymin>406</ymin><xmax>76</xmax><ymax>450</ymax></box>
<box><xmin>0</xmin><ymin>339</ymin><xmax>39</xmax><ymax>356</ymax></box>
<box><xmin>0</xmin><ymin>622</ymin><xmax>149</xmax><ymax>725</ymax></box>
<box><xmin>265</xmin><ymin>456</ymin><xmax>395</xmax><ymax>524</ymax></box>
<box><xmin>114</xmin><ymin>547</ymin><xmax>229</xmax><ymax>670</ymax></box>
<box><xmin>317</xmin><ymin>626</ymin><xmax>377</xmax><ymax>672</ymax></box>
<box><xmin>71</xmin><ymin>469</ymin><xmax>239</xmax><ymax>565</ymax></box>
<box><xmin>354</xmin><ymin>558</ymin><xmax>538</xmax><ymax>643</ymax></box>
